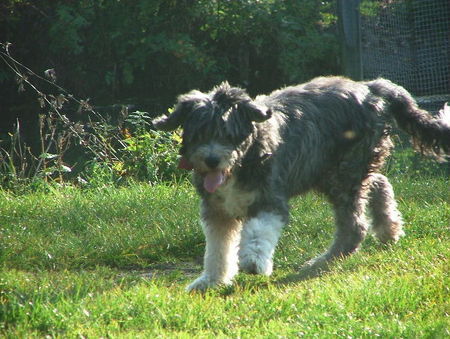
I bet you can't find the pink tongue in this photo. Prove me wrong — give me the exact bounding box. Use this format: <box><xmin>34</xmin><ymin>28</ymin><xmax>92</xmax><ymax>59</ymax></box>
<box><xmin>204</xmin><ymin>171</ymin><xmax>225</xmax><ymax>193</ymax></box>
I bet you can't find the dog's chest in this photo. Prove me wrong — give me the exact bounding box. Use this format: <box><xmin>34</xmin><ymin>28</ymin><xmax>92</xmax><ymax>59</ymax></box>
<box><xmin>210</xmin><ymin>177</ymin><xmax>257</xmax><ymax>218</ymax></box>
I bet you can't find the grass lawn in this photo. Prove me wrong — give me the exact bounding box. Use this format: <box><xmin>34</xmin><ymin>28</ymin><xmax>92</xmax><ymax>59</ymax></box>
<box><xmin>1</xmin><ymin>176</ymin><xmax>449</xmax><ymax>337</ymax></box>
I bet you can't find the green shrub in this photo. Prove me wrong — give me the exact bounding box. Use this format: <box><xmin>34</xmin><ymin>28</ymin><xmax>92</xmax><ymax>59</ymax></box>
<box><xmin>119</xmin><ymin>127</ymin><xmax>184</xmax><ymax>184</ymax></box>
<box><xmin>76</xmin><ymin>112</ymin><xmax>186</xmax><ymax>187</ymax></box>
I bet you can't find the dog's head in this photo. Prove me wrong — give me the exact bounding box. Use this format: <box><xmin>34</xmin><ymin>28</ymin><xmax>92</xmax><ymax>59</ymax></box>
<box><xmin>152</xmin><ymin>82</ymin><xmax>272</xmax><ymax>193</ymax></box>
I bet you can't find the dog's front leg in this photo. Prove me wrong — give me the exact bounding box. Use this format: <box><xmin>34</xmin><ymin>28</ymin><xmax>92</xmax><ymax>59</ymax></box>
<box><xmin>238</xmin><ymin>211</ymin><xmax>285</xmax><ymax>275</ymax></box>
<box><xmin>186</xmin><ymin>211</ymin><xmax>242</xmax><ymax>292</ymax></box>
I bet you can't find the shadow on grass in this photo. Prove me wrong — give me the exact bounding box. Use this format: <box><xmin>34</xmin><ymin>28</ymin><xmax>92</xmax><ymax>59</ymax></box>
<box><xmin>276</xmin><ymin>267</ymin><xmax>330</xmax><ymax>287</ymax></box>
<box><xmin>212</xmin><ymin>261</ymin><xmax>334</xmax><ymax>297</ymax></box>
<box><xmin>276</xmin><ymin>239</ymin><xmax>404</xmax><ymax>287</ymax></box>
<box><xmin>125</xmin><ymin>239</ymin><xmax>400</xmax><ymax>295</ymax></box>
<box><xmin>120</xmin><ymin>260</ymin><xmax>202</xmax><ymax>284</ymax></box>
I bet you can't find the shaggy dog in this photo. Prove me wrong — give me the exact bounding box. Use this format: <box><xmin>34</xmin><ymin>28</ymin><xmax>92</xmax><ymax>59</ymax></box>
<box><xmin>152</xmin><ymin>76</ymin><xmax>450</xmax><ymax>291</ymax></box>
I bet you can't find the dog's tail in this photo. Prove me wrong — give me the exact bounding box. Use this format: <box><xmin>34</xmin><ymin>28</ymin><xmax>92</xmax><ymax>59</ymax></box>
<box><xmin>367</xmin><ymin>78</ymin><xmax>450</xmax><ymax>161</ymax></box>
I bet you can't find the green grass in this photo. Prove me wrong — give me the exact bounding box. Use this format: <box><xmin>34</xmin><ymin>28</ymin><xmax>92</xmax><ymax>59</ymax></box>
<box><xmin>1</xmin><ymin>177</ymin><xmax>449</xmax><ymax>337</ymax></box>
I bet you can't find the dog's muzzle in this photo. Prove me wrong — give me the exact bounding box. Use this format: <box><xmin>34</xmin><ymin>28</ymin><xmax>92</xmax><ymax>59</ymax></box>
<box><xmin>178</xmin><ymin>156</ymin><xmax>228</xmax><ymax>193</ymax></box>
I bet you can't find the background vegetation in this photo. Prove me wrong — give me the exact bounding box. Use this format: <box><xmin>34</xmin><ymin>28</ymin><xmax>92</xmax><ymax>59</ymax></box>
<box><xmin>1</xmin><ymin>0</ymin><xmax>337</xmax><ymax>101</ymax></box>
<box><xmin>0</xmin><ymin>0</ymin><xmax>340</xmax><ymax>188</ymax></box>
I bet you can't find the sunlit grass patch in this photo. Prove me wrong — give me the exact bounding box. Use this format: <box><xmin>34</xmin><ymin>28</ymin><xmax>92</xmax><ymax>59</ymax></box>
<box><xmin>1</xmin><ymin>176</ymin><xmax>448</xmax><ymax>337</ymax></box>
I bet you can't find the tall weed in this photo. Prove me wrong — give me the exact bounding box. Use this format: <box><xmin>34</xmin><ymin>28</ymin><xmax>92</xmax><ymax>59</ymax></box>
<box><xmin>0</xmin><ymin>43</ymin><xmax>185</xmax><ymax>190</ymax></box>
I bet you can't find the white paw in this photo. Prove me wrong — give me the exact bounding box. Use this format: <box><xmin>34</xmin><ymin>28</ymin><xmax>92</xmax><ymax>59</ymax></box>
<box><xmin>186</xmin><ymin>274</ymin><xmax>227</xmax><ymax>292</ymax></box>
<box><xmin>239</xmin><ymin>252</ymin><xmax>273</xmax><ymax>275</ymax></box>
<box><xmin>302</xmin><ymin>254</ymin><xmax>328</xmax><ymax>270</ymax></box>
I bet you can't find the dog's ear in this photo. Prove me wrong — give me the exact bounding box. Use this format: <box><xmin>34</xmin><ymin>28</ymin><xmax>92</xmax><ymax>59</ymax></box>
<box><xmin>152</xmin><ymin>90</ymin><xmax>204</xmax><ymax>131</ymax></box>
<box><xmin>152</xmin><ymin>103</ymin><xmax>189</xmax><ymax>131</ymax></box>
<box><xmin>239</xmin><ymin>100</ymin><xmax>272</xmax><ymax>123</ymax></box>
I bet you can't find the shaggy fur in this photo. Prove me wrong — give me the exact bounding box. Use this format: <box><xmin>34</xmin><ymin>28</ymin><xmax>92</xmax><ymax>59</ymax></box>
<box><xmin>152</xmin><ymin>76</ymin><xmax>450</xmax><ymax>291</ymax></box>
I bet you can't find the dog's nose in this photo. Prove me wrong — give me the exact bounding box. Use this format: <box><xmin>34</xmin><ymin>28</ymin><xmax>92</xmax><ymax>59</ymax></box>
<box><xmin>204</xmin><ymin>156</ymin><xmax>221</xmax><ymax>169</ymax></box>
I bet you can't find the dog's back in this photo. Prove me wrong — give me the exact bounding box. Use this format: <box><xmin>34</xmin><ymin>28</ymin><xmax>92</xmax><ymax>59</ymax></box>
<box><xmin>254</xmin><ymin>77</ymin><xmax>390</xmax><ymax>195</ymax></box>
<box><xmin>252</xmin><ymin>76</ymin><xmax>449</xmax><ymax>196</ymax></box>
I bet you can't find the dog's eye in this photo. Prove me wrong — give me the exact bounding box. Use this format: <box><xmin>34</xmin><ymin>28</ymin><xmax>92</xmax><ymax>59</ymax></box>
<box><xmin>179</xmin><ymin>146</ymin><xmax>187</xmax><ymax>155</ymax></box>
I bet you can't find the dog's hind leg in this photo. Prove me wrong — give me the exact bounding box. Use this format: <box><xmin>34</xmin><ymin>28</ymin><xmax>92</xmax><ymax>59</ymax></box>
<box><xmin>329</xmin><ymin>190</ymin><xmax>370</xmax><ymax>258</ymax></box>
<box><xmin>306</xmin><ymin>182</ymin><xmax>371</xmax><ymax>269</ymax></box>
<box><xmin>368</xmin><ymin>173</ymin><xmax>404</xmax><ymax>243</ymax></box>
<box><xmin>238</xmin><ymin>211</ymin><xmax>286</xmax><ymax>275</ymax></box>
<box><xmin>186</xmin><ymin>207</ymin><xmax>242</xmax><ymax>292</ymax></box>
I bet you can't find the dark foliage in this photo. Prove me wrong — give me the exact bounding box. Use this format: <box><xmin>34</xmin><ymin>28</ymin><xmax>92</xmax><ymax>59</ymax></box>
<box><xmin>0</xmin><ymin>1</ymin><xmax>338</xmax><ymax>132</ymax></box>
<box><xmin>0</xmin><ymin>1</ymin><xmax>340</xmax><ymax>188</ymax></box>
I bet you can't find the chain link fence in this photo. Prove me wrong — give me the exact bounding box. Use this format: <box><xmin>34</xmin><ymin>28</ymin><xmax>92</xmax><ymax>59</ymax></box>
<box><xmin>339</xmin><ymin>0</ymin><xmax>450</xmax><ymax>113</ymax></box>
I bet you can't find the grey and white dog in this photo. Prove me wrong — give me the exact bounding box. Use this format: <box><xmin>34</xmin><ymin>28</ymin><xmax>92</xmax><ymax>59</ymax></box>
<box><xmin>152</xmin><ymin>76</ymin><xmax>450</xmax><ymax>292</ymax></box>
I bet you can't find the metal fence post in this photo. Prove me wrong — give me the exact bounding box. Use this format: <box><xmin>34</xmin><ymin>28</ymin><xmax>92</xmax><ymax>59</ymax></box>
<box><xmin>337</xmin><ymin>0</ymin><xmax>362</xmax><ymax>80</ymax></box>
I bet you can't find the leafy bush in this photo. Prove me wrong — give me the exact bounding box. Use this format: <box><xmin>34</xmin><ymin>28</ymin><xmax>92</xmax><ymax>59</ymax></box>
<box><xmin>100</xmin><ymin>110</ymin><xmax>185</xmax><ymax>185</ymax></box>
<box><xmin>80</xmin><ymin>111</ymin><xmax>186</xmax><ymax>187</ymax></box>
<box><xmin>121</xmin><ymin>129</ymin><xmax>183</xmax><ymax>184</ymax></box>
<box><xmin>1</xmin><ymin>0</ymin><xmax>339</xmax><ymax>104</ymax></box>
